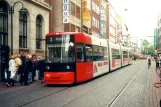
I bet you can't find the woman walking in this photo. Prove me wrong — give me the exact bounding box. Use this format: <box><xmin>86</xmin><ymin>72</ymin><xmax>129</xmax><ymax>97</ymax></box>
<box><xmin>6</xmin><ymin>55</ymin><xmax>16</xmax><ymax>87</ymax></box>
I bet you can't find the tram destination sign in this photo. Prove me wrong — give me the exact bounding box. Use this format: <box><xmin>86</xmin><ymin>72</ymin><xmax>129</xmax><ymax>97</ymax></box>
<box><xmin>46</xmin><ymin>36</ymin><xmax>70</xmax><ymax>44</ymax></box>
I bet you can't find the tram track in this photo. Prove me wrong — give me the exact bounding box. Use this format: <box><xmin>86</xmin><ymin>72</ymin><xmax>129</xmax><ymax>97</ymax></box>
<box><xmin>19</xmin><ymin>87</ymin><xmax>70</xmax><ymax>107</ymax></box>
<box><xmin>0</xmin><ymin>61</ymin><xmax>143</xmax><ymax>107</ymax></box>
<box><xmin>20</xmin><ymin>62</ymin><xmax>141</xmax><ymax>107</ymax></box>
<box><xmin>62</xmin><ymin>62</ymin><xmax>142</xmax><ymax>107</ymax></box>
<box><xmin>0</xmin><ymin>84</ymin><xmax>70</xmax><ymax>107</ymax></box>
<box><xmin>108</xmin><ymin>62</ymin><xmax>145</xmax><ymax>107</ymax></box>
<box><xmin>0</xmin><ymin>84</ymin><xmax>44</xmax><ymax>100</ymax></box>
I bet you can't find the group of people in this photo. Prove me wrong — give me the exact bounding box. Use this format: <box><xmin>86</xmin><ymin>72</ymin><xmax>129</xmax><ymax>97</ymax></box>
<box><xmin>154</xmin><ymin>54</ymin><xmax>161</xmax><ymax>70</ymax></box>
<box><xmin>6</xmin><ymin>52</ymin><xmax>45</xmax><ymax>87</ymax></box>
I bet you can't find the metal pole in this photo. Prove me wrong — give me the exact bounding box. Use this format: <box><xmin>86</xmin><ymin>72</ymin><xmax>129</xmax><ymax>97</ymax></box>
<box><xmin>81</xmin><ymin>0</ymin><xmax>83</xmax><ymax>32</ymax></box>
<box><xmin>9</xmin><ymin>1</ymin><xmax>25</xmax><ymax>55</ymax></box>
<box><xmin>11</xmin><ymin>7</ymin><xmax>13</xmax><ymax>55</ymax></box>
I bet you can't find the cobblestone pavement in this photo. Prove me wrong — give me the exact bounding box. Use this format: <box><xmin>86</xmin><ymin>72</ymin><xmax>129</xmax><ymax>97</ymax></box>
<box><xmin>0</xmin><ymin>60</ymin><xmax>148</xmax><ymax>107</ymax></box>
<box><xmin>146</xmin><ymin>62</ymin><xmax>161</xmax><ymax>107</ymax></box>
<box><xmin>109</xmin><ymin>61</ymin><xmax>148</xmax><ymax>107</ymax></box>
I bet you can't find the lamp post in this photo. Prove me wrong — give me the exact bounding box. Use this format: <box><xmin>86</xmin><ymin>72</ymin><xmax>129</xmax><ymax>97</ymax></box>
<box><xmin>81</xmin><ymin>0</ymin><xmax>83</xmax><ymax>32</ymax></box>
<box><xmin>9</xmin><ymin>1</ymin><xmax>27</xmax><ymax>55</ymax></box>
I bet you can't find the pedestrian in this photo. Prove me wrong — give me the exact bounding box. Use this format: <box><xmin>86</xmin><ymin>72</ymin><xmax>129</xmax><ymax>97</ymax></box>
<box><xmin>155</xmin><ymin>55</ymin><xmax>160</xmax><ymax>70</ymax></box>
<box><xmin>32</xmin><ymin>54</ymin><xmax>37</xmax><ymax>81</ymax></box>
<box><xmin>19</xmin><ymin>52</ymin><xmax>26</xmax><ymax>85</ymax></box>
<box><xmin>37</xmin><ymin>56</ymin><xmax>45</xmax><ymax>83</ymax></box>
<box><xmin>14</xmin><ymin>54</ymin><xmax>22</xmax><ymax>82</ymax></box>
<box><xmin>6</xmin><ymin>55</ymin><xmax>16</xmax><ymax>87</ymax></box>
<box><xmin>147</xmin><ymin>56</ymin><xmax>151</xmax><ymax>68</ymax></box>
<box><xmin>24</xmin><ymin>54</ymin><xmax>33</xmax><ymax>86</ymax></box>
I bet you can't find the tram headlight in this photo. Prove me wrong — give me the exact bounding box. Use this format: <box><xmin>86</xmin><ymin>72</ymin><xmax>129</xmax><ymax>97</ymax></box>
<box><xmin>46</xmin><ymin>66</ymin><xmax>50</xmax><ymax>70</ymax></box>
<box><xmin>66</xmin><ymin>66</ymin><xmax>70</xmax><ymax>70</ymax></box>
<box><xmin>46</xmin><ymin>74</ymin><xmax>50</xmax><ymax>77</ymax></box>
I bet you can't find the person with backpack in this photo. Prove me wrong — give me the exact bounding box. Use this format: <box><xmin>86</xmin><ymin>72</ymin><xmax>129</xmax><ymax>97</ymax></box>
<box><xmin>155</xmin><ymin>55</ymin><xmax>160</xmax><ymax>70</ymax></box>
<box><xmin>147</xmin><ymin>56</ymin><xmax>151</xmax><ymax>68</ymax></box>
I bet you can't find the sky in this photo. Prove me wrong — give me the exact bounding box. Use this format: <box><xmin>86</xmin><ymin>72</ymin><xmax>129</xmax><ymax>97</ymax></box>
<box><xmin>108</xmin><ymin>0</ymin><xmax>161</xmax><ymax>44</ymax></box>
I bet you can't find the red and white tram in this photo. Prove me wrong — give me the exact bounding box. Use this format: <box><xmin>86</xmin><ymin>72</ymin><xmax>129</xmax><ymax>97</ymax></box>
<box><xmin>44</xmin><ymin>32</ymin><xmax>133</xmax><ymax>85</ymax></box>
<box><xmin>109</xmin><ymin>42</ymin><xmax>122</xmax><ymax>71</ymax></box>
<box><xmin>121</xmin><ymin>46</ymin><xmax>129</xmax><ymax>67</ymax></box>
<box><xmin>128</xmin><ymin>48</ymin><xmax>133</xmax><ymax>64</ymax></box>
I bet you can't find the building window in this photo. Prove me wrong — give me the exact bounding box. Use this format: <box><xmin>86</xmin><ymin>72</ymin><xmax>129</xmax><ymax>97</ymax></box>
<box><xmin>92</xmin><ymin>17</ymin><xmax>96</xmax><ymax>27</ymax></box>
<box><xmin>36</xmin><ymin>15</ymin><xmax>42</xmax><ymax>49</ymax></box>
<box><xmin>76</xmin><ymin>5</ymin><xmax>80</xmax><ymax>19</ymax></box>
<box><xmin>64</xmin><ymin>23</ymin><xmax>70</xmax><ymax>32</ymax></box>
<box><xmin>70</xmin><ymin>1</ymin><xmax>75</xmax><ymax>16</ymax></box>
<box><xmin>19</xmin><ymin>12</ymin><xmax>27</xmax><ymax>48</ymax></box>
<box><xmin>75</xmin><ymin>26</ymin><xmax>80</xmax><ymax>32</ymax></box>
<box><xmin>0</xmin><ymin>3</ymin><xmax>8</xmax><ymax>45</ymax></box>
<box><xmin>71</xmin><ymin>24</ymin><xmax>75</xmax><ymax>32</ymax></box>
<box><xmin>92</xmin><ymin>1</ymin><xmax>95</xmax><ymax>10</ymax></box>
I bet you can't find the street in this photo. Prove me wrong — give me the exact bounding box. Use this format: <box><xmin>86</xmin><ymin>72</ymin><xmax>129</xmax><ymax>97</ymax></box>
<box><xmin>0</xmin><ymin>60</ymin><xmax>148</xmax><ymax>107</ymax></box>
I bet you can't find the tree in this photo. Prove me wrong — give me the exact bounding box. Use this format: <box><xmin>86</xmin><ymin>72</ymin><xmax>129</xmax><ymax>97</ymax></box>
<box><xmin>142</xmin><ymin>39</ymin><xmax>150</xmax><ymax>50</ymax></box>
<box><xmin>142</xmin><ymin>39</ymin><xmax>154</xmax><ymax>55</ymax></box>
<box><xmin>148</xmin><ymin>45</ymin><xmax>155</xmax><ymax>55</ymax></box>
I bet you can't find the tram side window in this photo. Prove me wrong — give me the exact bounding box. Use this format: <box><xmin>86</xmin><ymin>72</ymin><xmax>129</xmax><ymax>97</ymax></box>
<box><xmin>112</xmin><ymin>48</ymin><xmax>121</xmax><ymax>59</ymax></box>
<box><xmin>85</xmin><ymin>45</ymin><xmax>93</xmax><ymax>61</ymax></box>
<box><xmin>104</xmin><ymin>47</ymin><xmax>108</xmax><ymax>60</ymax></box>
<box><xmin>129</xmin><ymin>52</ymin><xmax>133</xmax><ymax>58</ymax></box>
<box><xmin>98</xmin><ymin>46</ymin><xmax>104</xmax><ymax>61</ymax></box>
<box><xmin>123</xmin><ymin>51</ymin><xmax>128</xmax><ymax>58</ymax></box>
<box><xmin>93</xmin><ymin>45</ymin><xmax>99</xmax><ymax>61</ymax></box>
<box><xmin>76</xmin><ymin>43</ymin><xmax>84</xmax><ymax>62</ymax></box>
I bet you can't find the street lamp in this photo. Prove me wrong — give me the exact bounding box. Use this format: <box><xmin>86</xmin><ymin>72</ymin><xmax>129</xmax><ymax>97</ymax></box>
<box><xmin>81</xmin><ymin>0</ymin><xmax>83</xmax><ymax>32</ymax></box>
<box><xmin>9</xmin><ymin>1</ymin><xmax>27</xmax><ymax>55</ymax></box>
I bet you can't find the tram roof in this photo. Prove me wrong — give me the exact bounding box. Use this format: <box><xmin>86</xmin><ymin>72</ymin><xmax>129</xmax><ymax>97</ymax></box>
<box><xmin>46</xmin><ymin>32</ymin><xmax>83</xmax><ymax>36</ymax></box>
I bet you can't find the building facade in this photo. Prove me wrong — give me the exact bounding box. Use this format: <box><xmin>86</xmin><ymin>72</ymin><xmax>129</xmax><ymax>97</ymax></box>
<box><xmin>49</xmin><ymin>0</ymin><xmax>81</xmax><ymax>33</ymax></box>
<box><xmin>99</xmin><ymin>0</ymin><xmax>107</xmax><ymax>38</ymax></box>
<box><xmin>157</xmin><ymin>14</ymin><xmax>161</xmax><ymax>53</ymax></box>
<box><xmin>0</xmin><ymin>0</ymin><xmax>52</xmax><ymax>56</ymax></box>
<box><xmin>49</xmin><ymin>0</ymin><xmax>108</xmax><ymax>36</ymax></box>
<box><xmin>106</xmin><ymin>3</ymin><xmax>122</xmax><ymax>43</ymax></box>
<box><xmin>91</xmin><ymin>0</ymin><xmax>100</xmax><ymax>35</ymax></box>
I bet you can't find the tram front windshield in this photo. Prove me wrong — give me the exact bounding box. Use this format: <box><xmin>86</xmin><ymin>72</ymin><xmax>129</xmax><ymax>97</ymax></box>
<box><xmin>46</xmin><ymin>35</ymin><xmax>75</xmax><ymax>63</ymax></box>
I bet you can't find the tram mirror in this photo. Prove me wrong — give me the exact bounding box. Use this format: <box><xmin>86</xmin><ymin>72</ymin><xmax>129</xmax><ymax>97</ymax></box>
<box><xmin>69</xmin><ymin>42</ymin><xmax>74</xmax><ymax>47</ymax></box>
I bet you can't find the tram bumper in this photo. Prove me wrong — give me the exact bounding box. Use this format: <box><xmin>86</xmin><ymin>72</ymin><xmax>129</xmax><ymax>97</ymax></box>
<box><xmin>44</xmin><ymin>72</ymin><xmax>75</xmax><ymax>85</ymax></box>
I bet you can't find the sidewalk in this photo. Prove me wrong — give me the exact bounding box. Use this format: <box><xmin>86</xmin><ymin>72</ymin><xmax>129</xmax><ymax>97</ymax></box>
<box><xmin>147</xmin><ymin>62</ymin><xmax>161</xmax><ymax>107</ymax></box>
<box><xmin>0</xmin><ymin>82</ymin><xmax>22</xmax><ymax>92</ymax></box>
<box><xmin>0</xmin><ymin>81</ymin><xmax>39</xmax><ymax>93</ymax></box>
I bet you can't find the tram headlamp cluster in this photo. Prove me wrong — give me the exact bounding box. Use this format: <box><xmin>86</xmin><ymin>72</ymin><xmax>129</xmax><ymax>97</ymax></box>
<box><xmin>66</xmin><ymin>65</ymin><xmax>70</xmax><ymax>70</ymax></box>
<box><xmin>46</xmin><ymin>66</ymin><xmax>50</xmax><ymax>70</ymax></box>
<box><xmin>46</xmin><ymin>74</ymin><xmax>50</xmax><ymax>77</ymax></box>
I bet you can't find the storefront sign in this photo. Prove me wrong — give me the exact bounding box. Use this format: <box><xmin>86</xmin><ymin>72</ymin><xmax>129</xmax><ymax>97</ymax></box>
<box><xmin>63</xmin><ymin>0</ymin><xmax>69</xmax><ymax>23</ymax></box>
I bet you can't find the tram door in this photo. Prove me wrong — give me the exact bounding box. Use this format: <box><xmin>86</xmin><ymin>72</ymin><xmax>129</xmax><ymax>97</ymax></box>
<box><xmin>0</xmin><ymin>45</ymin><xmax>9</xmax><ymax>81</ymax></box>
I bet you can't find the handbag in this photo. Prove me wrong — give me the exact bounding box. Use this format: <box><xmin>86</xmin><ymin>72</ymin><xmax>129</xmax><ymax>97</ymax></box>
<box><xmin>10</xmin><ymin>71</ymin><xmax>16</xmax><ymax>79</ymax></box>
<box><xmin>16</xmin><ymin>74</ymin><xmax>20</xmax><ymax>82</ymax></box>
<box><xmin>5</xmin><ymin>71</ymin><xmax>7</xmax><ymax>79</ymax></box>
